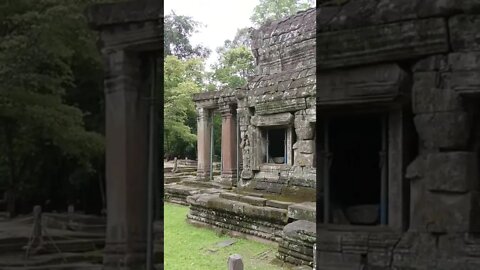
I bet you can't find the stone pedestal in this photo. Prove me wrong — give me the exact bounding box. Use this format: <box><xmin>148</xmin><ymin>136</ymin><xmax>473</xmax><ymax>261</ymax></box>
<box><xmin>196</xmin><ymin>107</ymin><xmax>212</xmax><ymax>181</ymax></box>
<box><xmin>220</xmin><ymin>106</ymin><xmax>237</xmax><ymax>186</ymax></box>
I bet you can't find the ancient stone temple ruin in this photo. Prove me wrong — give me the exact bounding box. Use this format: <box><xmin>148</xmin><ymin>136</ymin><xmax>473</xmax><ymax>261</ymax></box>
<box><xmin>165</xmin><ymin>7</ymin><xmax>317</xmax><ymax>267</ymax></box>
<box><xmin>316</xmin><ymin>1</ymin><xmax>480</xmax><ymax>269</ymax></box>
<box><xmin>167</xmin><ymin>0</ymin><xmax>480</xmax><ymax>268</ymax></box>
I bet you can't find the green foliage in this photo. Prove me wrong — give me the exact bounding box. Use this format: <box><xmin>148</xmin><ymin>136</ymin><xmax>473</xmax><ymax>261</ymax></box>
<box><xmin>164</xmin><ymin>12</ymin><xmax>211</xmax><ymax>59</ymax></box>
<box><xmin>0</xmin><ymin>0</ymin><xmax>105</xmax><ymax>214</ymax></box>
<box><xmin>164</xmin><ymin>55</ymin><xmax>206</xmax><ymax>159</ymax></box>
<box><xmin>250</xmin><ymin>0</ymin><xmax>314</xmax><ymax>26</ymax></box>
<box><xmin>211</xmin><ymin>46</ymin><xmax>255</xmax><ymax>89</ymax></box>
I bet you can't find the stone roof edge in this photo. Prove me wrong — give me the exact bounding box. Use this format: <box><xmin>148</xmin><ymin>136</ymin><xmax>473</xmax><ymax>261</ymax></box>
<box><xmin>192</xmin><ymin>88</ymin><xmax>238</xmax><ymax>102</ymax></box>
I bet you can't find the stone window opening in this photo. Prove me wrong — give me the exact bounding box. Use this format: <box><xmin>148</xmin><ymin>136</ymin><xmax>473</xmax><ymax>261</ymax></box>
<box><xmin>266</xmin><ymin>128</ymin><xmax>287</xmax><ymax>164</ymax></box>
<box><xmin>260</xmin><ymin>126</ymin><xmax>295</xmax><ymax>166</ymax></box>
<box><xmin>321</xmin><ymin>113</ymin><xmax>388</xmax><ymax>226</ymax></box>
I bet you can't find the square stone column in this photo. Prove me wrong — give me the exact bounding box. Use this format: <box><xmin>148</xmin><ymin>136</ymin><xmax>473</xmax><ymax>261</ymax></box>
<box><xmin>86</xmin><ymin>1</ymin><xmax>162</xmax><ymax>269</ymax></box>
<box><xmin>219</xmin><ymin>105</ymin><xmax>237</xmax><ymax>186</ymax></box>
<box><xmin>196</xmin><ymin>107</ymin><xmax>212</xmax><ymax>181</ymax></box>
<box><xmin>103</xmin><ymin>49</ymin><xmax>149</xmax><ymax>269</ymax></box>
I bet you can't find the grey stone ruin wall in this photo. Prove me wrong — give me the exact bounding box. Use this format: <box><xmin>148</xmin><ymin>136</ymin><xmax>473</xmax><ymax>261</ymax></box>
<box><xmin>238</xmin><ymin>8</ymin><xmax>316</xmax><ymax>194</ymax></box>
<box><xmin>316</xmin><ymin>1</ymin><xmax>480</xmax><ymax>269</ymax></box>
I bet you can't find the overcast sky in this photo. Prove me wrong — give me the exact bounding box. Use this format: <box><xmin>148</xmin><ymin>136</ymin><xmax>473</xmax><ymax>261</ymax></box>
<box><xmin>164</xmin><ymin>0</ymin><xmax>259</xmax><ymax>69</ymax></box>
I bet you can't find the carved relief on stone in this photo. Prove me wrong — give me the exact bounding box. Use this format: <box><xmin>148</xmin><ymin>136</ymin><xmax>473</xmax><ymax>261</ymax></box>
<box><xmin>240</xmin><ymin>128</ymin><xmax>253</xmax><ymax>179</ymax></box>
<box><xmin>196</xmin><ymin>106</ymin><xmax>210</xmax><ymax>122</ymax></box>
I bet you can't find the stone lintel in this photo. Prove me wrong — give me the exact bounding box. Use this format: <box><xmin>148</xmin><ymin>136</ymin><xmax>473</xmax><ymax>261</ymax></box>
<box><xmin>317</xmin><ymin>18</ymin><xmax>449</xmax><ymax>70</ymax></box>
<box><xmin>317</xmin><ymin>63</ymin><xmax>410</xmax><ymax>106</ymax></box>
<box><xmin>255</xmin><ymin>98</ymin><xmax>307</xmax><ymax>115</ymax></box>
<box><xmin>251</xmin><ymin>112</ymin><xmax>294</xmax><ymax>127</ymax></box>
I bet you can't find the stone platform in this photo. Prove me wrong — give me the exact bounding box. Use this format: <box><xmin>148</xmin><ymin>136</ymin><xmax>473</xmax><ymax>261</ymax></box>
<box><xmin>279</xmin><ymin>220</ymin><xmax>316</xmax><ymax>267</ymax></box>
<box><xmin>164</xmin><ymin>179</ymin><xmax>228</xmax><ymax>205</ymax></box>
<box><xmin>186</xmin><ymin>190</ymin><xmax>316</xmax><ymax>267</ymax></box>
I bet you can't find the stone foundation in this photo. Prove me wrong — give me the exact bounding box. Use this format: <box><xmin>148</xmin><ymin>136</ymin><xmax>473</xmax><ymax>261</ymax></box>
<box><xmin>164</xmin><ymin>180</ymin><xmax>226</xmax><ymax>205</ymax></box>
<box><xmin>278</xmin><ymin>220</ymin><xmax>316</xmax><ymax>266</ymax></box>
<box><xmin>187</xmin><ymin>193</ymin><xmax>291</xmax><ymax>241</ymax></box>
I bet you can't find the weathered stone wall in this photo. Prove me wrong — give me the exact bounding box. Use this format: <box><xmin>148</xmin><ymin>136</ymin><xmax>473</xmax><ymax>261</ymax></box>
<box><xmin>238</xmin><ymin>8</ymin><xmax>316</xmax><ymax>194</ymax></box>
<box><xmin>316</xmin><ymin>1</ymin><xmax>480</xmax><ymax>269</ymax></box>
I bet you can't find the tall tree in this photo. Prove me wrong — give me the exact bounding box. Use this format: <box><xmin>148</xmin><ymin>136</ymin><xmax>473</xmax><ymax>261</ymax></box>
<box><xmin>164</xmin><ymin>12</ymin><xmax>211</xmax><ymax>59</ymax></box>
<box><xmin>250</xmin><ymin>0</ymin><xmax>314</xmax><ymax>26</ymax></box>
<box><xmin>211</xmin><ymin>46</ymin><xmax>255</xmax><ymax>89</ymax></box>
<box><xmin>0</xmin><ymin>0</ymin><xmax>105</xmax><ymax>216</ymax></box>
<box><xmin>164</xmin><ymin>55</ymin><xmax>206</xmax><ymax>159</ymax></box>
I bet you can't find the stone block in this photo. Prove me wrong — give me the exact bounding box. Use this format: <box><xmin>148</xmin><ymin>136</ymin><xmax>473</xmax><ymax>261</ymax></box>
<box><xmin>254</xmin><ymin>98</ymin><xmax>306</xmax><ymax>115</ymax></box>
<box><xmin>448</xmin><ymin>52</ymin><xmax>480</xmax><ymax>71</ymax></box>
<box><xmin>316</xmin><ymin>252</ymin><xmax>364</xmax><ymax>269</ymax></box>
<box><xmin>449</xmin><ymin>15</ymin><xmax>480</xmax><ymax>52</ymax></box>
<box><xmin>207</xmin><ymin>197</ymin><xmax>234</xmax><ymax>212</ymax></box>
<box><xmin>317</xmin><ymin>63</ymin><xmax>409</xmax><ymax>105</ymax></box>
<box><xmin>237</xmin><ymin>195</ymin><xmax>267</xmax><ymax>206</ymax></box>
<box><xmin>219</xmin><ymin>192</ymin><xmax>242</xmax><ymax>201</ymax></box>
<box><xmin>250</xmin><ymin>112</ymin><xmax>293</xmax><ymax>127</ymax></box>
<box><xmin>405</xmin><ymin>155</ymin><xmax>427</xmax><ymax>180</ymax></box>
<box><xmin>411</xmin><ymin>191</ymin><xmax>480</xmax><ymax>233</ymax></box>
<box><xmin>266</xmin><ymin>200</ymin><xmax>292</xmax><ymax>209</ymax></box>
<box><xmin>317</xmin><ymin>18</ymin><xmax>449</xmax><ymax>69</ymax></box>
<box><xmin>288</xmin><ymin>167</ymin><xmax>316</xmax><ymax>189</ymax></box>
<box><xmin>445</xmin><ymin>71</ymin><xmax>480</xmax><ymax>97</ymax></box>
<box><xmin>425</xmin><ymin>152</ymin><xmax>478</xmax><ymax>193</ymax></box>
<box><xmin>412</xmin><ymin>72</ymin><xmax>462</xmax><ymax>113</ymax></box>
<box><xmin>294</xmin><ymin>152</ymin><xmax>314</xmax><ymax>167</ymax></box>
<box><xmin>283</xmin><ymin>220</ymin><xmax>316</xmax><ymax>240</ymax></box>
<box><xmin>288</xmin><ymin>202</ymin><xmax>316</xmax><ymax>222</ymax></box>
<box><xmin>262</xmin><ymin>207</ymin><xmax>289</xmax><ymax>223</ymax></box>
<box><xmin>413</xmin><ymin>55</ymin><xmax>448</xmax><ymax>72</ymax></box>
<box><xmin>295</xmin><ymin>126</ymin><xmax>314</xmax><ymax>140</ymax></box>
<box><xmin>417</xmin><ymin>0</ymin><xmax>480</xmax><ymax>18</ymax></box>
<box><xmin>316</xmin><ymin>230</ymin><xmax>342</xmax><ymax>252</ymax></box>
<box><xmin>414</xmin><ymin>111</ymin><xmax>471</xmax><ymax>150</ymax></box>
<box><xmin>293</xmin><ymin>140</ymin><xmax>314</xmax><ymax>154</ymax></box>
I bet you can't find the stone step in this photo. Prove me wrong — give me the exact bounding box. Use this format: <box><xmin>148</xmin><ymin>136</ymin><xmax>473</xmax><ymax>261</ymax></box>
<box><xmin>180</xmin><ymin>180</ymin><xmax>222</xmax><ymax>188</ymax></box>
<box><xmin>219</xmin><ymin>192</ymin><xmax>296</xmax><ymax>210</ymax></box>
<box><xmin>287</xmin><ymin>202</ymin><xmax>316</xmax><ymax>222</ymax></box>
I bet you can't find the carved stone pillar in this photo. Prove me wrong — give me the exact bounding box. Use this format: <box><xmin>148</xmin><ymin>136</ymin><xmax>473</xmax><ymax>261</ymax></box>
<box><xmin>86</xmin><ymin>1</ymin><xmax>161</xmax><ymax>269</ymax></box>
<box><xmin>196</xmin><ymin>107</ymin><xmax>212</xmax><ymax>181</ymax></box>
<box><xmin>103</xmin><ymin>49</ymin><xmax>149</xmax><ymax>269</ymax></box>
<box><xmin>219</xmin><ymin>105</ymin><xmax>237</xmax><ymax>186</ymax></box>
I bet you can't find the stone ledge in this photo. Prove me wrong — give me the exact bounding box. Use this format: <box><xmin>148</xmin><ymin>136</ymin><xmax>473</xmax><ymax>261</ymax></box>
<box><xmin>288</xmin><ymin>202</ymin><xmax>316</xmax><ymax>222</ymax></box>
<box><xmin>86</xmin><ymin>1</ymin><xmax>162</xmax><ymax>29</ymax></box>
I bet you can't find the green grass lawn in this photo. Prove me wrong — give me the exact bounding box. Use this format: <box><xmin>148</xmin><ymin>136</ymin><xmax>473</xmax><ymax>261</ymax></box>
<box><xmin>164</xmin><ymin>202</ymin><xmax>292</xmax><ymax>270</ymax></box>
